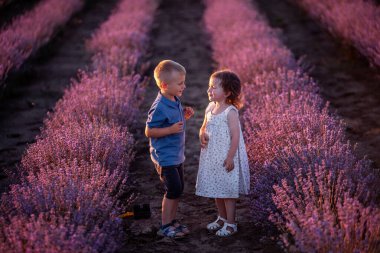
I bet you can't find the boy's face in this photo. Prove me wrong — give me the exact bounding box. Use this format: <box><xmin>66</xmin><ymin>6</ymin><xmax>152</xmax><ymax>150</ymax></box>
<box><xmin>162</xmin><ymin>71</ymin><xmax>186</xmax><ymax>97</ymax></box>
<box><xmin>207</xmin><ymin>77</ymin><xmax>227</xmax><ymax>102</ymax></box>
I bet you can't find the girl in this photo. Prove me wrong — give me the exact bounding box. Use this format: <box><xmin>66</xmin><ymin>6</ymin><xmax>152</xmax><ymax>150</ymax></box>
<box><xmin>195</xmin><ymin>70</ymin><xmax>250</xmax><ymax>237</ymax></box>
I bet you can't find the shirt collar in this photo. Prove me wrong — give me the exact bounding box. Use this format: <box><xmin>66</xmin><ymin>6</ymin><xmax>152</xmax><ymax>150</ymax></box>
<box><xmin>158</xmin><ymin>91</ymin><xmax>181</xmax><ymax>108</ymax></box>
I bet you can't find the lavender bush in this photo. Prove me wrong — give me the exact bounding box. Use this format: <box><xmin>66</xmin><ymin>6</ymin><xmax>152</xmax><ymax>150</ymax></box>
<box><xmin>1</xmin><ymin>160</ymin><xmax>128</xmax><ymax>253</ymax></box>
<box><xmin>44</xmin><ymin>68</ymin><xmax>146</xmax><ymax>130</ymax></box>
<box><xmin>2</xmin><ymin>159</ymin><xmax>128</xmax><ymax>223</ymax></box>
<box><xmin>294</xmin><ymin>0</ymin><xmax>380</xmax><ymax>68</ymax></box>
<box><xmin>86</xmin><ymin>0</ymin><xmax>157</xmax><ymax>75</ymax></box>
<box><xmin>272</xmin><ymin>160</ymin><xmax>380</xmax><ymax>252</ymax></box>
<box><xmin>0</xmin><ymin>210</ymin><xmax>123</xmax><ymax>253</ymax></box>
<box><xmin>0</xmin><ymin>0</ymin><xmax>85</xmax><ymax>83</ymax></box>
<box><xmin>204</xmin><ymin>0</ymin><xmax>380</xmax><ymax>251</ymax></box>
<box><xmin>0</xmin><ymin>0</ymin><xmax>157</xmax><ymax>251</ymax></box>
<box><xmin>204</xmin><ymin>0</ymin><xmax>296</xmax><ymax>80</ymax></box>
<box><xmin>21</xmin><ymin>119</ymin><xmax>133</xmax><ymax>176</ymax></box>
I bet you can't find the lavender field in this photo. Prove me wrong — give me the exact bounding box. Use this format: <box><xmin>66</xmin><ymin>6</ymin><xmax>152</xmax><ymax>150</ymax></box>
<box><xmin>0</xmin><ymin>0</ymin><xmax>379</xmax><ymax>252</ymax></box>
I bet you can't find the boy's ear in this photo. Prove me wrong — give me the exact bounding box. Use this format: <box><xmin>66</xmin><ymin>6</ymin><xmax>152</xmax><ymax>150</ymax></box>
<box><xmin>161</xmin><ymin>82</ymin><xmax>168</xmax><ymax>89</ymax></box>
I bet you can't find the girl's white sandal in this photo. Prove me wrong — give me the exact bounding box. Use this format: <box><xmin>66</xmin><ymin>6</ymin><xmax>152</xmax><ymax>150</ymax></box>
<box><xmin>215</xmin><ymin>222</ymin><xmax>237</xmax><ymax>237</ymax></box>
<box><xmin>206</xmin><ymin>216</ymin><xmax>227</xmax><ymax>231</ymax></box>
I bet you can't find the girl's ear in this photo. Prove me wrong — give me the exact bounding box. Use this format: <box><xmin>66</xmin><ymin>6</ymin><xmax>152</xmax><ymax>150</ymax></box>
<box><xmin>225</xmin><ymin>90</ymin><xmax>231</xmax><ymax>98</ymax></box>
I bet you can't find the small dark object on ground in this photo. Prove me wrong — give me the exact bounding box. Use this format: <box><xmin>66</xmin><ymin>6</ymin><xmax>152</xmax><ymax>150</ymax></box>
<box><xmin>119</xmin><ymin>203</ymin><xmax>151</xmax><ymax>220</ymax></box>
<box><xmin>133</xmin><ymin>203</ymin><xmax>151</xmax><ymax>219</ymax></box>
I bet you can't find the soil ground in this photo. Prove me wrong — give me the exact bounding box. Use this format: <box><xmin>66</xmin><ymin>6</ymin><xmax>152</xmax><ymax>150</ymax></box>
<box><xmin>117</xmin><ymin>1</ymin><xmax>282</xmax><ymax>252</ymax></box>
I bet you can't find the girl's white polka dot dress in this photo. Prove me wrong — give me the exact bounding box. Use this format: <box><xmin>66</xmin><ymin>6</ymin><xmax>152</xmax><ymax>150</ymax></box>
<box><xmin>196</xmin><ymin>103</ymin><xmax>250</xmax><ymax>198</ymax></box>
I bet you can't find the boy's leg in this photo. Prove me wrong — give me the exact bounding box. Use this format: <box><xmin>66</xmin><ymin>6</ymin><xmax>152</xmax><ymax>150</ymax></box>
<box><xmin>170</xmin><ymin>164</ymin><xmax>184</xmax><ymax>221</ymax></box>
<box><xmin>168</xmin><ymin>164</ymin><xmax>190</xmax><ymax>234</ymax></box>
<box><xmin>162</xmin><ymin>197</ymin><xmax>178</xmax><ymax>225</ymax></box>
<box><xmin>170</xmin><ymin>198</ymin><xmax>179</xmax><ymax>221</ymax></box>
<box><xmin>159</xmin><ymin>164</ymin><xmax>183</xmax><ymax>225</ymax></box>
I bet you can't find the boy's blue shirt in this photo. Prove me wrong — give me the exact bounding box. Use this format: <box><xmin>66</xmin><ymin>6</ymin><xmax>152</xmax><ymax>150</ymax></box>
<box><xmin>146</xmin><ymin>91</ymin><xmax>185</xmax><ymax>166</ymax></box>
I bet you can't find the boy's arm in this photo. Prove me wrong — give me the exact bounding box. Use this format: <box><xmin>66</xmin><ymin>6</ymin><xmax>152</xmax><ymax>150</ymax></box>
<box><xmin>183</xmin><ymin>106</ymin><xmax>194</xmax><ymax>120</ymax></box>
<box><xmin>145</xmin><ymin>122</ymin><xmax>184</xmax><ymax>138</ymax></box>
<box><xmin>146</xmin><ymin>104</ymin><xmax>183</xmax><ymax>138</ymax></box>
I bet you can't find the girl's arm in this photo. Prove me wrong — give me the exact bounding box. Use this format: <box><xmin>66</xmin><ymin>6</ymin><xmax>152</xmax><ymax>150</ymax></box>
<box><xmin>224</xmin><ymin>109</ymin><xmax>240</xmax><ymax>171</ymax></box>
<box><xmin>200</xmin><ymin>113</ymin><xmax>207</xmax><ymax>131</ymax></box>
<box><xmin>199</xmin><ymin>103</ymin><xmax>213</xmax><ymax>147</ymax></box>
<box><xmin>199</xmin><ymin>114</ymin><xmax>208</xmax><ymax>148</ymax></box>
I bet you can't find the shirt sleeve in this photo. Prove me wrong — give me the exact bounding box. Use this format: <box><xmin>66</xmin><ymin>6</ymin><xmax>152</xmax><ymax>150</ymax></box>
<box><xmin>146</xmin><ymin>105</ymin><xmax>166</xmax><ymax>128</ymax></box>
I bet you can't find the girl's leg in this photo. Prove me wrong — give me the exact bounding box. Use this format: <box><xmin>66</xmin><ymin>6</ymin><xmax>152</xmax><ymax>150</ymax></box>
<box><xmin>214</xmin><ymin>198</ymin><xmax>237</xmax><ymax>236</ymax></box>
<box><xmin>215</xmin><ymin>198</ymin><xmax>227</xmax><ymax>224</ymax></box>
<box><xmin>224</xmin><ymin>198</ymin><xmax>236</xmax><ymax>224</ymax></box>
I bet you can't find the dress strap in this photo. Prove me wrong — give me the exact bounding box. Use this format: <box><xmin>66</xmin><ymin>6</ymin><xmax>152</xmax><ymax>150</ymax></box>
<box><xmin>224</xmin><ymin>105</ymin><xmax>238</xmax><ymax>116</ymax></box>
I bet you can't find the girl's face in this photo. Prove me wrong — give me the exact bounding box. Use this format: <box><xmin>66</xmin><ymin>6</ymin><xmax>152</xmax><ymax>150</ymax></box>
<box><xmin>207</xmin><ymin>77</ymin><xmax>229</xmax><ymax>103</ymax></box>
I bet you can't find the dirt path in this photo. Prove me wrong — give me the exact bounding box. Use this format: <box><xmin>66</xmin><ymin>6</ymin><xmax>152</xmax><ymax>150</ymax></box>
<box><xmin>254</xmin><ymin>0</ymin><xmax>380</xmax><ymax>168</ymax></box>
<box><xmin>0</xmin><ymin>0</ymin><xmax>120</xmax><ymax>193</ymax></box>
<box><xmin>118</xmin><ymin>1</ymin><xmax>282</xmax><ymax>252</ymax></box>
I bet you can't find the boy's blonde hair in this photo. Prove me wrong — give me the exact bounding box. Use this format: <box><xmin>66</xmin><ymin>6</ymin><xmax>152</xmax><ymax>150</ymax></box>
<box><xmin>154</xmin><ymin>60</ymin><xmax>186</xmax><ymax>88</ymax></box>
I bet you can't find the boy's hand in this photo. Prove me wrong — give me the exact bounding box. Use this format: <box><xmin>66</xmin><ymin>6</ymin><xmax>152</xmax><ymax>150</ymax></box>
<box><xmin>223</xmin><ymin>157</ymin><xmax>234</xmax><ymax>172</ymax></box>
<box><xmin>184</xmin><ymin>106</ymin><xmax>194</xmax><ymax>120</ymax></box>
<box><xmin>199</xmin><ymin>130</ymin><xmax>209</xmax><ymax>149</ymax></box>
<box><xmin>170</xmin><ymin>121</ymin><xmax>184</xmax><ymax>134</ymax></box>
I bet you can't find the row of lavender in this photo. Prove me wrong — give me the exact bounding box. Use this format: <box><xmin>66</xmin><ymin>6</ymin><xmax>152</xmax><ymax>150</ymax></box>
<box><xmin>294</xmin><ymin>0</ymin><xmax>380</xmax><ymax>68</ymax></box>
<box><xmin>204</xmin><ymin>0</ymin><xmax>379</xmax><ymax>252</ymax></box>
<box><xmin>0</xmin><ymin>0</ymin><xmax>156</xmax><ymax>252</ymax></box>
<box><xmin>0</xmin><ymin>0</ymin><xmax>85</xmax><ymax>84</ymax></box>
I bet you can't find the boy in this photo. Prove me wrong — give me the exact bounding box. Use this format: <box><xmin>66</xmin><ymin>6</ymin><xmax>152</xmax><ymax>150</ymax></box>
<box><xmin>145</xmin><ymin>60</ymin><xmax>194</xmax><ymax>238</ymax></box>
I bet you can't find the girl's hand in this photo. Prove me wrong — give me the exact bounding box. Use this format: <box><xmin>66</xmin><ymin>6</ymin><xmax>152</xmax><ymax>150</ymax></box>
<box><xmin>184</xmin><ymin>106</ymin><xmax>194</xmax><ymax>120</ymax></box>
<box><xmin>223</xmin><ymin>157</ymin><xmax>234</xmax><ymax>172</ymax></box>
<box><xmin>199</xmin><ymin>130</ymin><xmax>209</xmax><ymax>148</ymax></box>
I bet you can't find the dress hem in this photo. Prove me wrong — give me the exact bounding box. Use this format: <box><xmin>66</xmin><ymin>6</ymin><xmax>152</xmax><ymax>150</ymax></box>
<box><xmin>195</xmin><ymin>192</ymin><xmax>248</xmax><ymax>199</ymax></box>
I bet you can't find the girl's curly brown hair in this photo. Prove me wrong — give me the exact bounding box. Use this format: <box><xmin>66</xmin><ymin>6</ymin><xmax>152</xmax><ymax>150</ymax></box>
<box><xmin>211</xmin><ymin>69</ymin><xmax>243</xmax><ymax>109</ymax></box>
